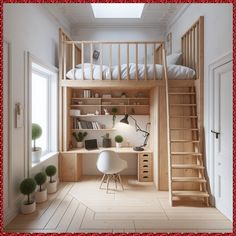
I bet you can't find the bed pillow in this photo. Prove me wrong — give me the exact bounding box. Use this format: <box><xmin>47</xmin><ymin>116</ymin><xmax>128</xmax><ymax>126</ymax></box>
<box><xmin>167</xmin><ymin>52</ymin><xmax>182</xmax><ymax>65</ymax></box>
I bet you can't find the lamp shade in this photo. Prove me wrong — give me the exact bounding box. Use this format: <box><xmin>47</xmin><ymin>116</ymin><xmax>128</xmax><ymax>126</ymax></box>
<box><xmin>120</xmin><ymin>114</ymin><xmax>129</xmax><ymax>124</ymax></box>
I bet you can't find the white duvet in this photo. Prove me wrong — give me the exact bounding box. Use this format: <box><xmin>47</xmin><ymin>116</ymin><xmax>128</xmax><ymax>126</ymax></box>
<box><xmin>66</xmin><ymin>63</ymin><xmax>196</xmax><ymax>80</ymax></box>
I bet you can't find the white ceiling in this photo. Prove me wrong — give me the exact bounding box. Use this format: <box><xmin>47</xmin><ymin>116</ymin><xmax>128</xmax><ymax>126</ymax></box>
<box><xmin>44</xmin><ymin>3</ymin><xmax>184</xmax><ymax>30</ymax></box>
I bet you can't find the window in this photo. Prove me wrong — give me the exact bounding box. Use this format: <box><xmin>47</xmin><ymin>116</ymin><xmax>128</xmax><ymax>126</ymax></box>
<box><xmin>31</xmin><ymin>61</ymin><xmax>58</xmax><ymax>165</ymax></box>
<box><xmin>91</xmin><ymin>3</ymin><xmax>145</xmax><ymax>18</ymax></box>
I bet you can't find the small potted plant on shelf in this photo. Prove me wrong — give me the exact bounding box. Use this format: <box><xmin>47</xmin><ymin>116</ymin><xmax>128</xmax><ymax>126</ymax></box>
<box><xmin>102</xmin><ymin>133</ymin><xmax>112</xmax><ymax>148</ymax></box>
<box><xmin>20</xmin><ymin>178</ymin><xmax>36</xmax><ymax>214</ymax></box>
<box><xmin>32</xmin><ymin>123</ymin><xmax>42</xmax><ymax>163</ymax></box>
<box><xmin>34</xmin><ymin>172</ymin><xmax>47</xmax><ymax>203</ymax></box>
<box><xmin>72</xmin><ymin>131</ymin><xmax>88</xmax><ymax>148</ymax></box>
<box><xmin>111</xmin><ymin>107</ymin><xmax>118</xmax><ymax>127</ymax></box>
<box><xmin>115</xmin><ymin>135</ymin><xmax>124</xmax><ymax>148</ymax></box>
<box><xmin>45</xmin><ymin>165</ymin><xmax>57</xmax><ymax>194</ymax></box>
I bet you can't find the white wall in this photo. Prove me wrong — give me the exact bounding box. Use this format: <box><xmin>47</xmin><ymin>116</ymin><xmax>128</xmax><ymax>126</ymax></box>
<box><xmin>166</xmin><ymin>4</ymin><xmax>233</xmax><ymax>194</ymax></box>
<box><xmin>72</xmin><ymin>27</ymin><xmax>164</xmax><ymax>65</ymax></box>
<box><xmin>3</xmin><ymin>4</ymin><xmax>65</xmax><ymax>225</ymax></box>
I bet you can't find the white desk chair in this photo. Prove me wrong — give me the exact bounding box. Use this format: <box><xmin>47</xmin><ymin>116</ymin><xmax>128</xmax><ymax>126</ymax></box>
<box><xmin>97</xmin><ymin>150</ymin><xmax>127</xmax><ymax>193</ymax></box>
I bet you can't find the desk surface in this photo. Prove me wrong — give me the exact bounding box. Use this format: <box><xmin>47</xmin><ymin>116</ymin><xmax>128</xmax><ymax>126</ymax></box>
<box><xmin>63</xmin><ymin>147</ymin><xmax>152</xmax><ymax>154</ymax></box>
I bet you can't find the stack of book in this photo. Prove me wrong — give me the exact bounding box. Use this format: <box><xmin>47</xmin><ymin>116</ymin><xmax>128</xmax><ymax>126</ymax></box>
<box><xmin>73</xmin><ymin>118</ymin><xmax>103</xmax><ymax>130</ymax></box>
<box><xmin>83</xmin><ymin>90</ymin><xmax>91</xmax><ymax>98</ymax></box>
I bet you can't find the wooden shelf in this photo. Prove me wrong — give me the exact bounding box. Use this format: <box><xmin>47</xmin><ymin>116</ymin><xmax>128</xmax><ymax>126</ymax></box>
<box><xmin>72</xmin><ymin>97</ymin><xmax>149</xmax><ymax>100</ymax></box>
<box><xmin>71</xmin><ymin>129</ymin><xmax>116</xmax><ymax>131</ymax></box>
<box><xmin>70</xmin><ymin>114</ymin><xmax>150</xmax><ymax>117</ymax></box>
<box><xmin>71</xmin><ymin>104</ymin><xmax>149</xmax><ymax>107</ymax></box>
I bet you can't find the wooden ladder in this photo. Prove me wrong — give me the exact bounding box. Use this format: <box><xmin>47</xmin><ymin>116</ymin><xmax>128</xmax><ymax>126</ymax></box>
<box><xmin>167</xmin><ymin>86</ymin><xmax>209</xmax><ymax>206</ymax></box>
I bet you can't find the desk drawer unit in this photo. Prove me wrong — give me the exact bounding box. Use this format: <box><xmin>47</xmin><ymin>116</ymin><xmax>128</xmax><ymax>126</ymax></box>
<box><xmin>138</xmin><ymin>153</ymin><xmax>153</xmax><ymax>182</ymax></box>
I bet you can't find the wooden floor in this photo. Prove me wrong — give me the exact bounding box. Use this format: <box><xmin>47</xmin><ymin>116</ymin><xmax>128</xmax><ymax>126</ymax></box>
<box><xmin>5</xmin><ymin>176</ymin><xmax>232</xmax><ymax>233</ymax></box>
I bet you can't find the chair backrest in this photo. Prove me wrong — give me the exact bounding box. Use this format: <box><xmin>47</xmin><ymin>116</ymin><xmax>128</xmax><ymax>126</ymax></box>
<box><xmin>96</xmin><ymin>150</ymin><xmax>127</xmax><ymax>174</ymax></box>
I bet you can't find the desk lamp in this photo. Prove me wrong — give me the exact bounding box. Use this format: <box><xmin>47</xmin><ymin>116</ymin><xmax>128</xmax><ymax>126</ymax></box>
<box><xmin>120</xmin><ymin>114</ymin><xmax>150</xmax><ymax>151</ymax></box>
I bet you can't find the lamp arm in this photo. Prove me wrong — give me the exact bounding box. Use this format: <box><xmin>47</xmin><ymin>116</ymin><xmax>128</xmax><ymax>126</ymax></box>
<box><xmin>129</xmin><ymin>115</ymin><xmax>149</xmax><ymax>136</ymax></box>
<box><xmin>129</xmin><ymin>115</ymin><xmax>150</xmax><ymax>148</ymax></box>
<box><xmin>142</xmin><ymin>132</ymin><xmax>150</xmax><ymax>147</ymax></box>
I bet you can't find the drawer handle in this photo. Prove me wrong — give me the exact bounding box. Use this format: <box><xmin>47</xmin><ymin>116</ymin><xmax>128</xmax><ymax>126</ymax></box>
<box><xmin>143</xmin><ymin>165</ymin><xmax>148</xmax><ymax>168</ymax></box>
<box><xmin>143</xmin><ymin>171</ymin><xmax>149</xmax><ymax>173</ymax></box>
<box><xmin>143</xmin><ymin>176</ymin><xmax>148</xmax><ymax>178</ymax></box>
<box><xmin>143</xmin><ymin>160</ymin><xmax>148</xmax><ymax>162</ymax></box>
<box><xmin>143</xmin><ymin>154</ymin><xmax>148</xmax><ymax>157</ymax></box>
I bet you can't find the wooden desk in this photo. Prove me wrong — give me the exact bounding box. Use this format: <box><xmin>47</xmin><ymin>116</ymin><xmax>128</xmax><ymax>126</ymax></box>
<box><xmin>59</xmin><ymin>147</ymin><xmax>153</xmax><ymax>182</ymax></box>
<box><xmin>63</xmin><ymin>147</ymin><xmax>152</xmax><ymax>154</ymax></box>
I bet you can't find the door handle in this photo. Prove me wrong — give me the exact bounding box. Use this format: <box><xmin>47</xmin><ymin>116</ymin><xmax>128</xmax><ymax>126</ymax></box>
<box><xmin>211</xmin><ymin>130</ymin><xmax>220</xmax><ymax>139</ymax></box>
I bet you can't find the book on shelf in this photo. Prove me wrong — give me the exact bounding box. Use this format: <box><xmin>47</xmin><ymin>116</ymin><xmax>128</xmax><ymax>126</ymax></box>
<box><xmin>73</xmin><ymin>118</ymin><xmax>103</xmax><ymax>130</ymax></box>
<box><xmin>86</xmin><ymin>121</ymin><xmax>93</xmax><ymax>129</ymax></box>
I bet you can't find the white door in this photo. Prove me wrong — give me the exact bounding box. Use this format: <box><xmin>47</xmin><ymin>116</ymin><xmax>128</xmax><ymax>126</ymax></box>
<box><xmin>212</xmin><ymin>60</ymin><xmax>232</xmax><ymax>221</ymax></box>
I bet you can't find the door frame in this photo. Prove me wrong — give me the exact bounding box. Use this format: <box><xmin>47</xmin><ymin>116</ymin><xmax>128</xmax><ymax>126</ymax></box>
<box><xmin>3</xmin><ymin>38</ymin><xmax>13</xmax><ymax>226</ymax></box>
<box><xmin>208</xmin><ymin>52</ymin><xmax>232</xmax><ymax>205</ymax></box>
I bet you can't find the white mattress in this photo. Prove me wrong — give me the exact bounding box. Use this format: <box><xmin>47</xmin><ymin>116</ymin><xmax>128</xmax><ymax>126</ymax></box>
<box><xmin>66</xmin><ymin>63</ymin><xmax>196</xmax><ymax>80</ymax></box>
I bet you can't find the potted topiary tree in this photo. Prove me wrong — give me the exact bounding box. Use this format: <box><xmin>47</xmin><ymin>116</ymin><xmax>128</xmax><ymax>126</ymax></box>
<box><xmin>101</xmin><ymin>133</ymin><xmax>112</xmax><ymax>148</ymax></box>
<box><xmin>115</xmin><ymin>135</ymin><xmax>124</xmax><ymax>148</ymax></box>
<box><xmin>34</xmin><ymin>172</ymin><xmax>47</xmax><ymax>203</ymax></box>
<box><xmin>32</xmin><ymin>123</ymin><xmax>42</xmax><ymax>163</ymax></box>
<box><xmin>20</xmin><ymin>178</ymin><xmax>36</xmax><ymax>214</ymax></box>
<box><xmin>72</xmin><ymin>131</ymin><xmax>88</xmax><ymax>148</ymax></box>
<box><xmin>45</xmin><ymin>165</ymin><xmax>57</xmax><ymax>194</ymax></box>
<box><xmin>111</xmin><ymin>107</ymin><xmax>118</xmax><ymax>127</ymax></box>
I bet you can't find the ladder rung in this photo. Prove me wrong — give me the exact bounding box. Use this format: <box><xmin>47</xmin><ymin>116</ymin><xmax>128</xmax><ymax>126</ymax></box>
<box><xmin>172</xmin><ymin>190</ymin><xmax>209</xmax><ymax>197</ymax></box>
<box><xmin>171</xmin><ymin>140</ymin><xmax>200</xmax><ymax>143</ymax></box>
<box><xmin>171</xmin><ymin>152</ymin><xmax>202</xmax><ymax>156</ymax></box>
<box><xmin>169</xmin><ymin>92</ymin><xmax>196</xmax><ymax>95</ymax></box>
<box><xmin>172</xmin><ymin>177</ymin><xmax>207</xmax><ymax>183</ymax></box>
<box><xmin>170</xmin><ymin>128</ymin><xmax>199</xmax><ymax>131</ymax></box>
<box><xmin>170</xmin><ymin>116</ymin><xmax>198</xmax><ymax>118</ymax></box>
<box><xmin>170</xmin><ymin>104</ymin><xmax>197</xmax><ymax>106</ymax></box>
<box><xmin>172</xmin><ymin>164</ymin><xmax>205</xmax><ymax>169</ymax></box>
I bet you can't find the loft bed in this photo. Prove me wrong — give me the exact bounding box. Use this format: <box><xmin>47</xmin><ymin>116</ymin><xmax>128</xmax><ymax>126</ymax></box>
<box><xmin>59</xmin><ymin>35</ymin><xmax>198</xmax><ymax>89</ymax></box>
<box><xmin>59</xmin><ymin>17</ymin><xmax>205</xmax><ymax>198</ymax></box>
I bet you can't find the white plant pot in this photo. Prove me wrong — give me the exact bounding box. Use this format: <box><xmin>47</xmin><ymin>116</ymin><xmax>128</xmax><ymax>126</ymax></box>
<box><xmin>35</xmin><ymin>188</ymin><xmax>47</xmax><ymax>203</ymax></box>
<box><xmin>76</xmin><ymin>142</ymin><xmax>83</xmax><ymax>149</ymax></box>
<box><xmin>116</xmin><ymin>142</ymin><xmax>122</xmax><ymax>148</ymax></box>
<box><xmin>47</xmin><ymin>180</ymin><xmax>57</xmax><ymax>194</ymax></box>
<box><xmin>32</xmin><ymin>147</ymin><xmax>42</xmax><ymax>163</ymax></box>
<box><xmin>21</xmin><ymin>201</ymin><xmax>36</xmax><ymax>214</ymax></box>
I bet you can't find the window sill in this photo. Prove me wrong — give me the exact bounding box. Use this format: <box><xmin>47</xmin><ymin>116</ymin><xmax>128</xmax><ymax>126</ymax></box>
<box><xmin>32</xmin><ymin>152</ymin><xmax>59</xmax><ymax>168</ymax></box>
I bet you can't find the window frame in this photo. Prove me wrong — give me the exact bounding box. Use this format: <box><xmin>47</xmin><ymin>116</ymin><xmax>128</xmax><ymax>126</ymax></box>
<box><xmin>26</xmin><ymin>53</ymin><xmax>58</xmax><ymax>172</ymax></box>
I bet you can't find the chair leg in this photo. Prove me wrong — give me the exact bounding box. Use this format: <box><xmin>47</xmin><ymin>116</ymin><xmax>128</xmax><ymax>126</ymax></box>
<box><xmin>106</xmin><ymin>175</ymin><xmax>111</xmax><ymax>193</ymax></box>
<box><xmin>114</xmin><ymin>174</ymin><xmax>118</xmax><ymax>190</ymax></box>
<box><xmin>99</xmin><ymin>174</ymin><xmax>106</xmax><ymax>189</ymax></box>
<box><xmin>118</xmin><ymin>174</ymin><xmax>124</xmax><ymax>191</ymax></box>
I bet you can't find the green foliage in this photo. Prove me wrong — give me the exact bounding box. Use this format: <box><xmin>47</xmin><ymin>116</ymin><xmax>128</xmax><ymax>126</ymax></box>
<box><xmin>34</xmin><ymin>172</ymin><xmax>46</xmax><ymax>191</ymax></box>
<box><xmin>20</xmin><ymin>178</ymin><xmax>36</xmax><ymax>204</ymax></box>
<box><xmin>101</xmin><ymin>133</ymin><xmax>110</xmax><ymax>139</ymax></box>
<box><xmin>45</xmin><ymin>165</ymin><xmax>57</xmax><ymax>183</ymax></box>
<box><xmin>73</xmin><ymin>132</ymin><xmax>88</xmax><ymax>142</ymax></box>
<box><xmin>32</xmin><ymin>123</ymin><xmax>42</xmax><ymax>151</ymax></box>
<box><xmin>111</xmin><ymin>107</ymin><xmax>118</xmax><ymax>127</ymax></box>
<box><xmin>111</xmin><ymin>107</ymin><xmax>118</xmax><ymax>114</ymax></box>
<box><xmin>115</xmin><ymin>135</ymin><xmax>123</xmax><ymax>143</ymax></box>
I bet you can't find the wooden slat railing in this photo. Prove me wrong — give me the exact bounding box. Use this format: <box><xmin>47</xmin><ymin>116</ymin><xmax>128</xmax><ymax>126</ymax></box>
<box><xmin>62</xmin><ymin>41</ymin><xmax>164</xmax><ymax>81</ymax></box>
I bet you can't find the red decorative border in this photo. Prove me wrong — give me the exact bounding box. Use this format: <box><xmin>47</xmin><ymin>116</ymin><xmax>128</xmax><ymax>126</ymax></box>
<box><xmin>0</xmin><ymin>0</ymin><xmax>235</xmax><ymax>235</ymax></box>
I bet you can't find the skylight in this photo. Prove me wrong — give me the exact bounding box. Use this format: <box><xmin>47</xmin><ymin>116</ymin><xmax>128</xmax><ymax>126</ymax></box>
<box><xmin>91</xmin><ymin>3</ymin><xmax>145</xmax><ymax>19</ymax></box>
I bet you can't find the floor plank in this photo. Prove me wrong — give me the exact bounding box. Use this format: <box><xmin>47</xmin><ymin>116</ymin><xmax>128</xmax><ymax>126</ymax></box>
<box><xmin>5</xmin><ymin>176</ymin><xmax>232</xmax><ymax>233</ymax></box>
<box><xmin>66</xmin><ymin>203</ymin><xmax>87</xmax><ymax>232</ymax></box>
